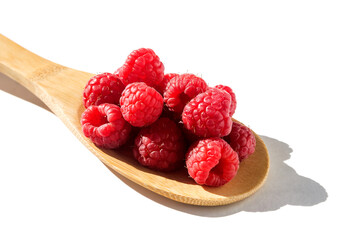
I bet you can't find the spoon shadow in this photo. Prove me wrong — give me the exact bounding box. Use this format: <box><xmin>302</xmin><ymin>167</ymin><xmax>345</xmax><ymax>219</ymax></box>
<box><xmin>0</xmin><ymin>73</ymin><xmax>328</xmax><ymax>216</ymax></box>
<box><xmin>0</xmin><ymin>73</ymin><xmax>51</xmax><ymax>112</ymax></box>
<box><xmin>106</xmin><ymin>136</ymin><xmax>328</xmax><ymax>216</ymax></box>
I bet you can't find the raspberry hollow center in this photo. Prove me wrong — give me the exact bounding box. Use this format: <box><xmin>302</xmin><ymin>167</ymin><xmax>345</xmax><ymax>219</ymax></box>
<box><xmin>209</xmin><ymin>160</ymin><xmax>224</xmax><ymax>177</ymax></box>
<box><xmin>91</xmin><ymin>112</ymin><xmax>108</xmax><ymax>127</ymax></box>
<box><xmin>179</xmin><ymin>92</ymin><xmax>191</xmax><ymax>107</ymax></box>
<box><xmin>205</xmin><ymin>158</ymin><xmax>228</xmax><ymax>186</ymax></box>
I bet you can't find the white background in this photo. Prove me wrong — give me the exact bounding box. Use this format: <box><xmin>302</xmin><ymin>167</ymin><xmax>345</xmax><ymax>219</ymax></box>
<box><xmin>1</xmin><ymin>0</ymin><xmax>359</xmax><ymax>239</ymax></box>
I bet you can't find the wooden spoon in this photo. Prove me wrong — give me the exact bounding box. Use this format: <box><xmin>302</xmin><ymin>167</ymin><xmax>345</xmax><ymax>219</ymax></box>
<box><xmin>0</xmin><ymin>34</ymin><xmax>269</xmax><ymax>206</ymax></box>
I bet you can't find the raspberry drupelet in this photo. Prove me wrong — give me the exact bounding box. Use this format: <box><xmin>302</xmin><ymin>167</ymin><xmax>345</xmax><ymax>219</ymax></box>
<box><xmin>186</xmin><ymin>138</ymin><xmax>239</xmax><ymax>186</ymax></box>
<box><xmin>224</xmin><ymin>122</ymin><xmax>256</xmax><ymax>161</ymax></box>
<box><xmin>214</xmin><ymin>85</ymin><xmax>237</xmax><ymax>117</ymax></box>
<box><xmin>81</xmin><ymin>103</ymin><xmax>132</xmax><ymax>149</ymax></box>
<box><xmin>114</xmin><ymin>48</ymin><xmax>165</xmax><ymax>88</ymax></box>
<box><xmin>156</xmin><ymin>73</ymin><xmax>179</xmax><ymax>95</ymax></box>
<box><xmin>133</xmin><ymin>117</ymin><xmax>185</xmax><ymax>171</ymax></box>
<box><xmin>120</xmin><ymin>82</ymin><xmax>163</xmax><ymax>127</ymax></box>
<box><xmin>83</xmin><ymin>73</ymin><xmax>125</xmax><ymax>108</ymax></box>
<box><xmin>182</xmin><ymin>88</ymin><xmax>233</xmax><ymax>138</ymax></box>
<box><xmin>164</xmin><ymin>73</ymin><xmax>208</xmax><ymax>113</ymax></box>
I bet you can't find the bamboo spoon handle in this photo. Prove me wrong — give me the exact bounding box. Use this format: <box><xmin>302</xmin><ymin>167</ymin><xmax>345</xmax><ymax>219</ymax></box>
<box><xmin>0</xmin><ymin>34</ymin><xmax>93</xmax><ymax>135</ymax></box>
<box><xmin>0</xmin><ymin>34</ymin><xmax>61</xmax><ymax>92</ymax></box>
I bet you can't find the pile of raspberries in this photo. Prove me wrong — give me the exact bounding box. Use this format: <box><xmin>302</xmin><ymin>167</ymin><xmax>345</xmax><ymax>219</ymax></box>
<box><xmin>81</xmin><ymin>48</ymin><xmax>256</xmax><ymax>187</ymax></box>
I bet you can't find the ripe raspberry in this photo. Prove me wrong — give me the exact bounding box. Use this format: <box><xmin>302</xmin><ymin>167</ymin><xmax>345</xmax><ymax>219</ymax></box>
<box><xmin>120</xmin><ymin>82</ymin><xmax>163</xmax><ymax>127</ymax></box>
<box><xmin>81</xmin><ymin>103</ymin><xmax>132</xmax><ymax>149</ymax></box>
<box><xmin>114</xmin><ymin>48</ymin><xmax>164</xmax><ymax>88</ymax></box>
<box><xmin>156</xmin><ymin>73</ymin><xmax>179</xmax><ymax>95</ymax></box>
<box><xmin>214</xmin><ymin>85</ymin><xmax>237</xmax><ymax>116</ymax></box>
<box><xmin>182</xmin><ymin>88</ymin><xmax>233</xmax><ymax>138</ymax></box>
<box><xmin>164</xmin><ymin>73</ymin><xmax>208</xmax><ymax>113</ymax></box>
<box><xmin>224</xmin><ymin>122</ymin><xmax>256</xmax><ymax>161</ymax></box>
<box><xmin>186</xmin><ymin>138</ymin><xmax>239</xmax><ymax>186</ymax></box>
<box><xmin>83</xmin><ymin>73</ymin><xmax>125</xmax><ymax>108</ymax></box>
<box><xmin>133</xmin><ymin>118</ymin><xmax>185</xmax><ymax>171</ymax></box>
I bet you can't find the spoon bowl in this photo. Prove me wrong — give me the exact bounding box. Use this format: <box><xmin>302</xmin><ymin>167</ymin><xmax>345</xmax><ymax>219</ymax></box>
<box><xmin>0</xmin><ymin>34</ymin><xmax>269</xmax><ymax>206</ymax></box>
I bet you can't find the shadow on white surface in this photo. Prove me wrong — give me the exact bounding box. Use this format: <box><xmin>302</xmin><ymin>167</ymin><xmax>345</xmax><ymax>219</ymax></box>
<box><xmin>0</xmin><ymin>73</ymin><xmax>328</xmax><ymax>217</ymax></box>
<box><xmin>0</xmin><ymin>73</ymin><xmax>51</xmax><ymax>111</ymax></box>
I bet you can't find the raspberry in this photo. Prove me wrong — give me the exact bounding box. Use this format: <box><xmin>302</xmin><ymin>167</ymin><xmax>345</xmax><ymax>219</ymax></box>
<box><xmin>133</xmin><ymin>118</ymin><xmax>185</xmax><ymax>171</ymax></box>
<box><xmin>120</xmin><ymin>82</ymin><xmax>163</xmax><ymax>127</ymax></box>
<box><xmin>214</xmin><ymin>85</ymin><xmax>237</xmax><ymax>116</ymax></box>
<box><xmin>186</xmin><ymin>138</ymin><xmax>239</xmax><ymax>186</ymax></box>
<box><xmin>164</xmin><ymin>73</ymin><xmax>208</xmax><ymax>113</ymax></box>
<box><xmin>83</xmin><ymin>73</ymin><xmax>125</xmax><ymax>108</ymax></box>
<box><xmin>224</xmin><ymin>122</ymin><xmax>256</xmax><ymax>161</ymax></box>
<box><xmin>114</xmin><ymin>48</ymin><xmax>164</xmax><ymax>88</ymax></box>
<box><xmin>157</xmin><ymin>73</ymin><xmax>179</xmax><ymax>95</ymax></box>
<box><xmin>81</xmin><ymin>103</ymin><xmax>132</xmax><ymax>149</ymax></box>
<box><xmin>182</xmin><ymin>88</ymin><xmax>233</xmax><ymax>138</ymax></box>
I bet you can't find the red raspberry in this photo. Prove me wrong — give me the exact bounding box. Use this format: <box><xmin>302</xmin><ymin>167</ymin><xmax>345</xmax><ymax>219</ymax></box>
<box><xmin>182</xmin><ymin>88</ymin><xmax>233</xmax><ymax>138</ymax></box>
<box><xmin>83</xmin><ymin>73</ymin><xmax>125</xmax><ymax>108</ymax></box>
<box><xmin>186</xmin><ymin>138</ymin><xmax>239</xmax><ymax>186</ymax></box>
<box><xmin>224</xmin><ymin>122</ymin><xmax>256</xmax><ymax>161</ymax></box>
<box><xmin>133</xmin><ymin>118</ymin><xmax>185</xmax><ymax>171</ymax></box>
<box><xmin>214</xmin><ymin>85</ymin><xmax>237</xmax><ymax>116</ymax></box>
<box><xmin>114</xmin><ymin>48</ymin><xmax>164</xmax><ymax>88</ymax></box>
<box><xmin>81</xmin><ymin>103</ymin><xmax>132</xmax><ymax>149</ymax></box>
<box><xmin>156</xmin><ymin>73</ymin><xmax>179</xmax><ymax>95</ymax></box>
<box><xmin>120</xmin><ymin>82</ymin><xmax>163</xmax><ymax>127</ymax></box>
<box><xmin>164</xmin><ymin>73</ymin><xmax>208</xmax><ymax>113</ymax></box>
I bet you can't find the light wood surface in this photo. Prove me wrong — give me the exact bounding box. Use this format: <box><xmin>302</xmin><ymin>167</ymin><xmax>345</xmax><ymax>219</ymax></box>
<box><xmin>0</xmin><ymin>34</ymin><xmax>269</xmax><ymax>206</ymax></box>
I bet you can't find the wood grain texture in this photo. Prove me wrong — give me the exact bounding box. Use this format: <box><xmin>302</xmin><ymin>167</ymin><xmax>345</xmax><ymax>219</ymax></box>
<box><xmin>0</xmin><ymin>34</ymin><xmax>269</xmax><ymax>206</ymax></box>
